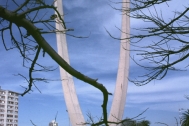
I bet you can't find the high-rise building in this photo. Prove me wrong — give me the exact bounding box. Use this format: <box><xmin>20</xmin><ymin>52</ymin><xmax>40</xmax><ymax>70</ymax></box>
<box><xmin>0</xmin><ymin>87</ymin><xmax>19</xmax><ymax>126</ymax></box>
<box><xmin>49</xmin><ymin>120</ymin><xmax>58</xmax><ymax>126</ymax></box>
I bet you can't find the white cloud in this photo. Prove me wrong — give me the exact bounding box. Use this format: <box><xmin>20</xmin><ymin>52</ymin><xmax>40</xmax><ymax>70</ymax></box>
<box><xmin>64</xmin><ymin>0</ymin><xmax>87</xmax><ymax>10</ymax></box>
<box><xmin>128</xmin><ymin>76</ymin><xmax>189</xmax><ymax>94</ymax></box>
<box><xmin>125</xmin><ymin>75</ymin><xmax>189</xmax><ymax>112</ymax></box>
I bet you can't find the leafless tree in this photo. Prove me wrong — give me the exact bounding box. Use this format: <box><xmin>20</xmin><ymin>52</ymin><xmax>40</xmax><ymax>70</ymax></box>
<box><xmin>0</xmin><ymin>0</ymin><xmax>112</xmax><ymax>125</ymax></box>
<box><xmin>2</xmin><ymin>0</ymin><xmax>182</xmax><ymax>125</ymax></box>
<box><xmin>119</xmin><ymin>0</ymin><xmax>189</xmax><ymax>85</ymax></box>
<box><xmin>84</xmin><ymin>108</ymin><xmax>149</xmax><ymax>126</ymax></box>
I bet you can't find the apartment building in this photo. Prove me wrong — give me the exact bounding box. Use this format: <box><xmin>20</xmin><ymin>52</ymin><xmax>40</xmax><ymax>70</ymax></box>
<box><xmin>0</xmin><ymin>88</ymin><xmax>19</xmax><ymax>126</ymax></box>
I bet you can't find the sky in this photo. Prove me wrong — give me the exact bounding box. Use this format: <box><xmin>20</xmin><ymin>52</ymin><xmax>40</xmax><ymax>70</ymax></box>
<box><xmin>0</xmin><ymin>0</ymin><xmax>189</xmax><ymax>126</ymax></box>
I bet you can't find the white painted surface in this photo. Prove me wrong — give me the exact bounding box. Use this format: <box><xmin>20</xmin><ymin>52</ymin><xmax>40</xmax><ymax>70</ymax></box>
<box><xmin>54</xmin><ymin>0</ymin><xmax>85</xmax><ymax>125</ymax></box>
<box><xmin>108</xmin><ymin>0</ymin><xmax>130</xmax><ymax>125</ymax></box>
<box><xmin>55</xmin><ymin>0</ymin><xmax>130</xmax><ymax>125</ymax></box>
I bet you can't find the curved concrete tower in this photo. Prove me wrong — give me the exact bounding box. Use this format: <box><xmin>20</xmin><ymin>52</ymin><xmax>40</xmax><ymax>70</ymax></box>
<box><xmin>108</xmin><ymin>0</ymin><xmax>130</xmax><ymax>124</ymax></box>
<box><xmin>55</xmin><ymin>0</ymin><xmax>130</xmax><ymax>125</ymax></box>
<box><xmin>54</xmin><ymin>0</ymin><xmax>85</xmax><ymax>125</ymax></box>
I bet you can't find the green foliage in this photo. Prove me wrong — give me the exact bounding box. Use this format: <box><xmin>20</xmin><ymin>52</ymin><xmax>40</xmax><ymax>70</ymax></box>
<box><xmin>181</xmin><ymin>109</ymin><xmax>189</xmax><ymax>126</ymax></box>
<box><xmin>121</xmin><ymin>118</ymin><xmax>150</xmax><ymax>126</ymax></box>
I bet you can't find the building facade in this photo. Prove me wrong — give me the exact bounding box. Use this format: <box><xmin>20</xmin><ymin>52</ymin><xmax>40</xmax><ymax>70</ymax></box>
<box><xmin>0</xmin><ymin>88</ymin><xmax>19</xmax><ymax>126</ymax></box>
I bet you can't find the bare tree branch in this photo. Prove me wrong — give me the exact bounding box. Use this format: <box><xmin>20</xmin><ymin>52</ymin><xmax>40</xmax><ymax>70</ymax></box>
<box><xmin>0</xmin><ymin>1</ymin><xmax>112</xmax><ymax>125</ymax></box>
<box><xmin>115</xmin><ymin>0</ymin><xmax>189</xmax><ymax>85</ymax></box>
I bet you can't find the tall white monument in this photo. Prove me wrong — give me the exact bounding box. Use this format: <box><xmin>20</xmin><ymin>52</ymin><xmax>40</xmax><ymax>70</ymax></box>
<box><xmin>108</xmin><ymin>0</ymin><xmax>130</xmax><ymax>125</ymax></box>
<box><xmin>54</xmin><ymin>0</ymin><xmax>85</xmax><ymax>125</ymax></box>
<box><xmin>55</xmin><ymin>0</ymin><xmax>130</xmax><ymax>125</ymax></box>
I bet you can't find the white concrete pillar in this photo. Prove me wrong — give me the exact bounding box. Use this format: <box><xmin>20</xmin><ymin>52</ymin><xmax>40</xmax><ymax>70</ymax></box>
<box><xmin>108</xmin><ymin>0</ymin><xmax>130</xmax><ymax>125</ymax></box>
<box><xmin>54</xmin><ymin>0</ymin><xmax>85</xmax><ymax>125</ymax></box>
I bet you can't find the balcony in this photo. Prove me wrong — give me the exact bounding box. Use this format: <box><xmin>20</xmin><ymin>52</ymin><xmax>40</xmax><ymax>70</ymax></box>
<box><xmin>7</xmin><ymin>110</ymin><xmax>13</xmax><ymax>114</ymax></box>
<box><xmin>8</xmin><ymin>97</ymin><xmax>14</xmax><ymax>101</ymax></box>
<box><xmin>7</xmin><ymin>101</ymin><xmax>14</xmax><ymax>105</ymax></box>
<box><xmin>0</xmin><ymin>96</ymin><xmax>5</xmax><ymax>100</ymax></box>
<box><xmin>0</xmin><ymin>105</ymin><xmax>4</xmax><ymax>109</ymax></box>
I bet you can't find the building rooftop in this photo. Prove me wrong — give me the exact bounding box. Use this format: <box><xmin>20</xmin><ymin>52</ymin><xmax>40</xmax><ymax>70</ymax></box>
<box><xmin>0</xmin><ymin>86</ymin><xmax>20</xmax><ymax>95</ymax></box>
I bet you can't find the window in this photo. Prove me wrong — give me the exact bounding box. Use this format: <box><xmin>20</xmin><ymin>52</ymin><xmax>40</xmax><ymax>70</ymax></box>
<box><xmin>8</xmin><ymin>97</ymin><xmax>14</xmax><ymax>100</ymax></box>
<box><xmin>15</xmin><ymin>107</ymin><xmax>18</xmax><ymax>110</ymax></box>
<box><xmin>0</xmin><ymin>119</ymin><xmax>4</xmax><ymax>122</ymax></box>
<box><xmin>15</xmin><ymin>111</ymin><xmax>18</xmax><ymax>114</ymax></box>
<box><xmin>15</xmin><ymin>102</ymin><xmax>18</xmax><ymax>105</ymax></box>
<box><xmin>14</xmin><ymin>115</ymin><xmax>18</xmax><ymax>118</ymax></box>
<box><xmin>8</xmin><ymin>101</ymin><xmax>14</xmax><ymax>104</ymax></box>
<box><xmin>7</xmin><ymin>110</ymin><xmax>13</xmax><ymax>113</ymax></box>
<box><xmin>0</xmin><ymin>100</ymin><xmax>5</xmax><ymax>104</ymax></box>
<box><xmin>7</xmin><ymin>124</ymin><xmax>13</xmax><ymax>126</ymax></box>
<box><xmin>0</xmin><ymin>109</ymin><xmax>4</xmax><ymax>112</ymax></box>
<box><xmin>9</xmin><ymin>92</ymin><xmax>14</xmax><ymax>96</ymax></box>
<box><xmin>0</xmin><ymin>105</ymin><xmax>5</xmax><ymax>108</ymax></box>
<box><xmin>1</xmin><ymin>96</ymin><xmax>5</xmax><ymax>99</ymax></box>
<box><xmin>7</xmin><ymin>119</ymin><xmax>13</xmax><ymax>122</ymax></box>
<box><xmin>7</xmin><ymin>115</ymin><xmax>13</xmax><ymax>117</ymax></box>
<box><xmin>7</xmin><ymin>106</ymin><xmax>13</xmax><ymax>109</ymax></box>
<box><xmin>0</xmin><ymin>91</ymin><xmax>5</xmax><ymax>95</ymax></box>
<box><xmin>0</xmin><ymin>114</ymin><xmax>4</xmax><ymax>117</ymax></box>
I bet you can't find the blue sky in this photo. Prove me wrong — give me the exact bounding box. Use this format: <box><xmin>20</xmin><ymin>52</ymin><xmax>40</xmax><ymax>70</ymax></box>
<box><xmin>0</xmin><ymin>0</ymin><xmax>189</xmax><ymax>126</ymax></box>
